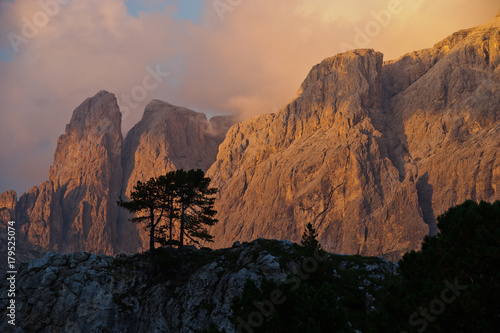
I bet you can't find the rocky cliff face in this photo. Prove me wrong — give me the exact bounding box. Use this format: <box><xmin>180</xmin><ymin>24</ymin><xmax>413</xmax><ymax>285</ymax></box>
<box><xmin>47</xmin><ymin>90</ymin><xmax>123</xmax><ymax>255</ymax></box>
<box><xmin>1</xmin><ymin>92</ymin><xmax>234</xmax><ymax>258</ymax></box>
<box><xmin>119</xmin><ymin>100</ymin><xmax>235</xmax><ymax>252</ymax></box>
<box><xmin>384</xmin><ymin>18</ymin><xmax>500</xmax><ymax>220</ymax></box>
<box><xmin>1</xmin><ymin>91</ymin><xmax>122</xmax><ymax>257</ymax></box>
<box><xmin>206</xmin><ymin>16</ymin><xmax>500</xmax><ymax>260</ymax></box>
<box><xmin>0</xmin><ymin>190</ymin><xmax>16</xmax><ymax>224</ymax></box>
<box><xmin>122</xmin><ymin>100</ymin><xmax>234</xmax><ymax>194</ymax></box>
<box><xmin>0</xmin><ymin>239</ymin><xmax>396</xmax><ymax>332</ymax></box>
<box><xmin>15</xmin><ymin>182</ymin><xmax>63</xmax><ymax>252</ymax></box>
<box><xmin>0</xmin><ymin>189</ymin><xmax>42</xmax><ymax>273</ymax></box>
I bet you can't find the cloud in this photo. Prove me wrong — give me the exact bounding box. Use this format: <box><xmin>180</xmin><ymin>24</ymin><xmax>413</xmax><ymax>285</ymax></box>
<box><xmin>0</xmin><ymin>0</ymin><xmax>498</xmax><ymax>194</ymax></box>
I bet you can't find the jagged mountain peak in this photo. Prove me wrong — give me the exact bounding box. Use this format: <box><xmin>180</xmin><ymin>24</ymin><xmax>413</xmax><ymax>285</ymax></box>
<box><xmin>433</xmin><ymin>14</ymin><xmax>500</xmax><ymax>64</ymax></box>
<box><xmin>143</xmin><ymin>99</ymin><xmax>203</xmax><ymax>118</ymax></box>
<box><xmin>297</xmin><ymin>49</ymin><xmax>382</xmax><ymax>100</ymax></box>
<box><xmin>66</xmin><ymin>90</ymin><xmax>121</xmax><ymax>136</ymax></box>
<box><xmin>50</xmin><ymin>90</ymin><xmax>122</xmax><ymax>188</ymax></box>
<box><xmin>1</xmin><ymin>88</ymin><xmax>236</xmax><ymax>257</ymax></box>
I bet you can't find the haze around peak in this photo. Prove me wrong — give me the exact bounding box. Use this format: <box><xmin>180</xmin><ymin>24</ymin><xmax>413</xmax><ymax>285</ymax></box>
<box><xmin>0</xmin><ymin>0</ymin><xmax>498</xmax><ymax>194</ymax></box>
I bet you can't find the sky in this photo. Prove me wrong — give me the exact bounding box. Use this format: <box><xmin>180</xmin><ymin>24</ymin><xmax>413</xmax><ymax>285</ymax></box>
<box><xmin>0</xmin><ymin>0</ymin><xmax>498</xmax><ymax>195</ymax></box>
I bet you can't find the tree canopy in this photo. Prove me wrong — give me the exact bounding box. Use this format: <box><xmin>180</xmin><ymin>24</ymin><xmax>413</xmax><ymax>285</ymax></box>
<box><xmin>371</xmin><ymin>200</ymin><xmax>500</xmax><ymax>332</ymax></box>
<box><xmin>117</xmin><ymin>169</ymin><xmax>218</xmax><ymax>254</ymax></box>
<box><xmin>301</xmin><ymin>222</ymin><xmax>322</xmax><ymax>255</ymax></box>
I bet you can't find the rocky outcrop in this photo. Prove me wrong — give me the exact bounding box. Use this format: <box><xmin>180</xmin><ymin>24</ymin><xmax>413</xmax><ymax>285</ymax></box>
<box><xmin>207</xmin><ymin>16</ymin><xmax>500</xmax><ymax>259</ymax></box>
<box><xmin>118</xmin><ymin>100</ymin><xmax>235</xmax><ymax>252</ymax></box>
<box><xmin>0</xmin><ymin>239</ymin><xmax>396</xmax><ymax>332</ymax></box>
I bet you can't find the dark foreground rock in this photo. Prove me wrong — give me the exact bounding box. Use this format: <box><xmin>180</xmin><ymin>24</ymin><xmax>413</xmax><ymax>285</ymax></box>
<box><xmin>0</xmin><ymin>239</ymin><xmax>396</xmax><ymax>332</ymax></box>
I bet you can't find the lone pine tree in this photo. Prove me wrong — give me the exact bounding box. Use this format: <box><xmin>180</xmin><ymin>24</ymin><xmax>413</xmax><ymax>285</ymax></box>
<box><xmin>301</xmin><ymin>222</ymin><xmax>322</xmax><ymax>255</ymax></box>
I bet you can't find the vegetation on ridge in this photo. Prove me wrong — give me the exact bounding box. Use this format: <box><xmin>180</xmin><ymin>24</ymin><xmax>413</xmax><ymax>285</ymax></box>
<box><xmin>198</xmin><ymin>201</ymin><xmax>500</xmax><ymax>333</ymax></box>
<box><xmin>371</xmin><ymin>200</ymin><xmax>500</xmax><ymax>332</ymax></box>
<box><xmin>117</xmin><ymin>169</ymin><xmax>218</xmax><ymax>254</ymax></box>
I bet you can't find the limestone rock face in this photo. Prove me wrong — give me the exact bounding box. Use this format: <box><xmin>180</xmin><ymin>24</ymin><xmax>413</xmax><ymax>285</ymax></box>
<box><xmin>45</xmin><ymin>90</ymin><xmax>123</xmax><ymax>255</ymax></box>
<box><xmin>16</xmin><ymin>182</ymin><xmax>63</xmax><ymax>252</ymax></box>
<box><xmin>0</xmin><ymin>190</ymin><xmax>41</xmax><ymax>272</ymax></box>
<box><xmin>207</xmin><ymin>16</ymin><xmax>500</xmax><ymax>259</ymax></box>
<box><xmin>2</xmin><ymin>91</ymin><xmax>124</xmax><ymax>256</ymax></box>
<box><xmin>0</xmin><ymin>190</ymin><xmax>16</xmax><ymax>223</ymax></box>
<box><xmin>385</xmin><ymin>18</ymin><xmax>500</xmax><ymax>219</ymax></box>
<box><xmin>119</xmin><ymin>100</ymin><xmax>235</xmax><ymax>251</ymax></box>
<box><xmin>122</xmin><ymin>100</ymin><xmax>234</xmax><ymax>197</ymax></box>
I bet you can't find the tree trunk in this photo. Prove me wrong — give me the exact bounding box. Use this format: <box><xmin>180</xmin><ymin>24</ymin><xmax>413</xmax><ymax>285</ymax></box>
<box><xmin>148</xmin><ymin>207</ymin><xmax>156</xmax><ymax>285</ymax></box>
<box><xmin>149</xmin><ymin>207</ymin><xmax>155</xmax><ymax>254</ymax></box>
<box><xmin>169</xmin><ymin>215</ymin><xmax>173</xmax><ymax>248</ymax></box>
<box><xmin>169</xmin><ymin>198</ymin><xmax>173</xmax><ymax>248</ymax></box>
<box><xmin>180</xmin><ymin>205</ymin><xmax>185</xmax><ymax>250</ymax></box>
<box><xmin>180</xmin><ymin>204</ymin><xmax>185</xmax><ymax>271</ymax></box>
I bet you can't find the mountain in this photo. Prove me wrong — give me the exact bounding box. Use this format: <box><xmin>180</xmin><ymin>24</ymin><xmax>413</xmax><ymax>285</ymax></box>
<box><xmin>2</xmin><ymin>91</ymin><xmax>122</xmax><ymax>256</ymax></box>
<box><xmin>0</xmin><ymin>92</ymin><xmax>234</xmax><ymax>259</ymax></box>
<box><xmin>206</xmin><ymin>15</ymin><xmax>500</xmax><ymax>260</ymax></box>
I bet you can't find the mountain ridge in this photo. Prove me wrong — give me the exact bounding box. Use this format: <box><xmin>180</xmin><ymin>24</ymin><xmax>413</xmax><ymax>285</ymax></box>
<box><xmin>205</xmin><ymin>14</ymin><xmax>500</xmax><ymax>260</ymax></box>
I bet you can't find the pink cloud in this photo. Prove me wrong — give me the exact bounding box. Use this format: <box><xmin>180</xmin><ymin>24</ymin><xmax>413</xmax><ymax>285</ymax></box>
<box><xmin>0</xmin><ymin>0</ymin><xmax>498</xmax><ymax>194</ymax></box>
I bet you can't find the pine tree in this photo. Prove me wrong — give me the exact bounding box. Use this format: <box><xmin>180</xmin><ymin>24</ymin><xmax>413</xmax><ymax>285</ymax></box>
<box><xmin>117</xmin><ymin>169</ymin><xmax>218</xmax><ymax>255</ymax></box>
<box><xmin>174</xmin><ymin>169</ymin><xmax>218</xmax><ymax>250</ymax></box>
<box><xmin>117</xmin><ymin>175</ymin><xmax>177</xmax><ymax>255</ymax></box>
<box><xmin>301</xmin><ymin>222</ymin><xmax>322</xmax><ymax>254</ymax></box>
<box><xmin>371</xmin><ymin>200</ymin><xmax>500</xmax><ymax>332</ymax></box>
<box><xmin>156</xmin><ymin>173</ymin><xmax>180</xmax><ymax>248</ymax></box>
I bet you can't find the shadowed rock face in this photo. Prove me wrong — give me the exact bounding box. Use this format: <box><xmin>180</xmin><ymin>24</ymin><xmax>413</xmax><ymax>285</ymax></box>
<box><xmin>0</xmin><ymin>190</ymin><xmax>41</xmax><ymax>272</ymax></box>
<box><xmin>207</xmin><ymin>16</ymin><xmax>500</xmax><ymax>260</ymax></box>
<box><xmin>0</xmin><ymin>91</ymin><xmax>123</xmax><ymax>267</ymax></box>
